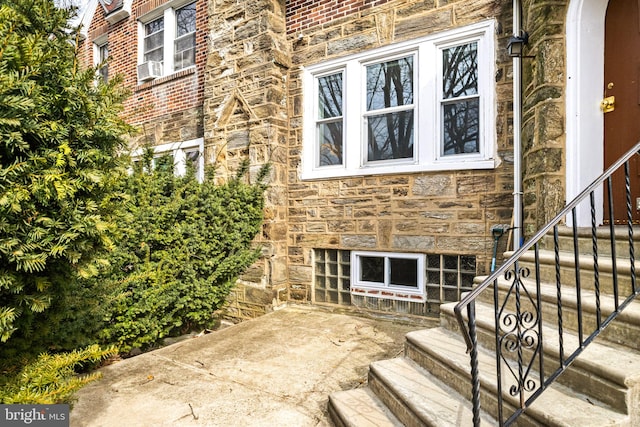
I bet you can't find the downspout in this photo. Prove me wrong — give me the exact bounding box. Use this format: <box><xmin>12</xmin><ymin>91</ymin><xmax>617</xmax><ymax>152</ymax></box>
<box><xmin>513</xmin><ymin>0</ymin><xmax>523</xmax><ymax>249</ymax></box>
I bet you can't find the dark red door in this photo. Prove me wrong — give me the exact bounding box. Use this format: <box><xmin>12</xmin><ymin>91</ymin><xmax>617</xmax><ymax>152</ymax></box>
<box><xmin>604</xmin><ymin>0</ymin><xmax>640</xmax><ymax>223</ymax></box>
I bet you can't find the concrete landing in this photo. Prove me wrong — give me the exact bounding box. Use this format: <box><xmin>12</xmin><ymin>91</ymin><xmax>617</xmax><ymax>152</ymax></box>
<box><xmin>70</xmin><ymin>305</ymin><xmax>432</xmax><ymax>427</ymax></box>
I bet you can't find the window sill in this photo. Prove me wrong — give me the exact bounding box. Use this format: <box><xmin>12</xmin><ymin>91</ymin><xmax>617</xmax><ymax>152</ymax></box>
<box><xmin>351</xmin><ymin>286</ymin><xmax>427</xmax><ymax>302</ymax></box>
<box><xmin>136</xmin><ymin>66</ymin><xmax>196</xmax><ymax>90</ymax></box>
<box><xmin>300</xmin><ymin>158</ymin><xmax>497</xmax><ymax>181</ymax></box>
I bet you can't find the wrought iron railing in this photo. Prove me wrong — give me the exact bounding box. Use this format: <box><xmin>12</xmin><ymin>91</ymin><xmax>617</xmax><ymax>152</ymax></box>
<box><xmin>454</xmin><ymin>141</ymin><xmax>640</xmax><ymax>426</ymax></box>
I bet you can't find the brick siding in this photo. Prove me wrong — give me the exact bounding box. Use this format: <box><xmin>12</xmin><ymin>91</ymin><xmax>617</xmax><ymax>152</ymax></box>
<box><xmin>79</xmin><ymin>0</ymin><xmax>207</xmax><ymax>145</ymax></box>
<box><xmin>286</xmin><ymin>0</ymin><xmax>392</xmax><ymax>34</ymax></box>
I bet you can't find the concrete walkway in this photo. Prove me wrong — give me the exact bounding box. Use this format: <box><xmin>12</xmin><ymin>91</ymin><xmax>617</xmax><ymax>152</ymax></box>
<box><xmin>70</xmin><ymin>305</ymin><xmax>434</xmax><ymax>427</ymax></box>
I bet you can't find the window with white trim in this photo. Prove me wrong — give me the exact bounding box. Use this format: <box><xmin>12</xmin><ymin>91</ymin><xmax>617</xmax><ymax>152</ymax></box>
<box><xmin>93</xmin><ymin>34</ymin><xmax>109</xmax><ymax>83</ymax></box>
<box><xmin>302</xmin><ymin>20</ymin><xmax>495</xmax><ymax>179</ymax></box>
<box><xmin>174</xmin><ymin>3</ymin><xmax>196</xmax><ymax>70</ymax></box>
<box><xmin>138</xmin><ymin>0</ymin><xmax>196</xmax><ymax>81</ymax></box>
<box><xmin>143</xmin><ymin>17</ymin><xmax>164</xmax><ymax>64</ymax></box>
<box><xmin>97</xmin><ymin>42</ymin><xmax>109</xmax><ymax>82</ymax></box>
<box><xmin>131</xmin><ymin>138</ymin><xmax>204</xmax><ymax>182</ymax></box>
<box><xmin>351</xmin><ymin>251</ymin><xmax>426</xmax><ymax>301</ymax></box>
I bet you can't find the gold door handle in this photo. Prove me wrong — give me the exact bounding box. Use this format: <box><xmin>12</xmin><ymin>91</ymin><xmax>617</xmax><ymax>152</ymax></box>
<box><xmin>601</xmin><ymin>95</ymin><xmax>615</xmax><ymax>113</ymax></box>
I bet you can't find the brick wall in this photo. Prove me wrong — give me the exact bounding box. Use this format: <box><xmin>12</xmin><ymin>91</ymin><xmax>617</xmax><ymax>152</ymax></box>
<box><xmin>286</xmin><ymin>0</ymin><xmax>391</xmax><ymax>34</ymax></box>
<box><xmin>79</xmin><ymin>0</ymin><xmax>207</xmax><ymax>146</ymax></box>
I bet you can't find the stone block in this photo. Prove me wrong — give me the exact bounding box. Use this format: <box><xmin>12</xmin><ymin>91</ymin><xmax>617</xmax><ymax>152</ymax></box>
<box><xmin>228</xmin><ymin>130</ymin><xmax>250</xmax><ymax>149</ymax></box>
<box><xmin>344</xmin><ymin>16</ymin><xmax>376</xmax><ymax>34</ymax></box>
<box><xmin>289</xmin><ymin>265</ymin><xmax>312</xmax><ymax>282</ymax></box>
<box><xmin>327</xmin><ymin>33</ymin><xmax>378</xmax><ymax>57</ymax></box>
<box><xmin>412</xmin><ymin>175</ymin><xmax>454</xmax><ymax>197</ymax></box>
<box><xmin>436</xmin><ymin>236</ymin><xmax>487</xmax><ymax>252</ymax></box>
<box><xmin>453</xmin><ymin>1</ymin><xmax>501</xmax><ymax>26</ymax></box>
<box><xmin>524</xmin><ymin>147</ymin><xmax>563</xmax><ymax>175</ymax></box>
<box><xmin>457</xmin><ymin>174</ymin><xmax>495</xmax><ymax>195</ymax></box>
<box><xmin>306</xmin><ymin>222</ymin><xmax>326</xmax><ymax>233</ymax></box>
<box><xmin>318</xmin><ymin>206</ymin><xmax>345</xmax><ymax>219</ymax></box>
<box><xmin>269</xmin><ymin>256</ymin><xmax>288</xmax><ymax>283</ymax></box>
<box><xmin>328</xmin><ymin>220</ymin><xmax>355</xmax><ymax>233</ymax></box>
<box><xmin>395</xmin><ymin>9</ymin><xmax>452</xmax><ymax>41</ymax></box>
<box><xmin>537</xmin><ymin>102</ymin><xmax>564</xmax><ymax>145</ymax></box>
<box><xmin>452</xmin><ymin>222</ymin><xmax>485</xmax><ymax>234</ymax></box>
<box><xmin>245</xmin><ymin>285</ymin><xmax>273</xmax><ymax>306</ymax></box>
<box><xmin>395</xmin><ymin>0</ymin><xmax>436</xmax><ymax>18</ymax></box>
<box><xmin>392</xmin><ymin>235</ymin><xmax>435</xmax><ymax>251</ymax></box>
<box><xmin>341</xmin><ymin>234</ymin><xmax>377</xmax><ymax>248</ymax></box>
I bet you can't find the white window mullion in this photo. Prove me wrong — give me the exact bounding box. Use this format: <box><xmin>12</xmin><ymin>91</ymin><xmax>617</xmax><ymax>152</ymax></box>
<box><xmin>479</xmin><ymin>33</ymin><xmax>495</xmax><ymax>160</ymax></box>
<box><xmin>344</xmin><ymin>61</ymin><xmax>360</xmax><ymax>171</ymax></box>
<box><xmin>163</xmin><ymin>8</ymin><xmax>175</xmax><ymax>75</ymax></box>
<box><xmin>173</xmin><ymin>147</ymin><xmax>186</xmax><ymax>176</ymax></box>
<box><xmin>420</xmin><ymin>42</ymin><xmax>437</xmax><ymax>165</ymax></box>
<box><xmin>435</xmin><ymin>40</ymin><xmax>445</xmax><ymax>161</ymax></box>
<box><xmin>384</xmin><ymin>257</ymin><xmax>391</xmax><ymax>287</ymax></box>
<box><xmin>137</xmin><ymin>22</ymin><xmax>145</xmax><ymax>65</ymax></box>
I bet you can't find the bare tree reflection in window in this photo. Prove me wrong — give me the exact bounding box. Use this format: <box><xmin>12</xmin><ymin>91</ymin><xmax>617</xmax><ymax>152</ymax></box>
<box><xmin>442</xmin><ymin>42</ymin><xmax>479</xmax><ymax>155</ymax></box>
<box><xmin>175</xmin><ymin>3</ymin><xmax>196</xmax><ymax>70</ymax></box>
<box><xmin>366</xmin><ymin>57</ymin><xmax>414</xmax><ymax>161</ymax></box>
<box><xmin>317</xmin><ymin>73</ymin><xmax>344</xmax><ymax>166</ymax></box>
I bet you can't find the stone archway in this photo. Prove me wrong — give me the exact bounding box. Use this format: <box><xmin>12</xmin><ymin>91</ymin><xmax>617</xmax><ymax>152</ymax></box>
<box><xmin>565</xmin><ymin>0</ymin><xmax>608</xmax><ymax>225</ymax></box>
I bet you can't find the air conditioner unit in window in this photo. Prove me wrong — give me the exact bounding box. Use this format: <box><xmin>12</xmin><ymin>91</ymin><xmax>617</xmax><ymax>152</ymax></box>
<box><xmin>137</xmin><ymin>61</ymin><xmax>162</xmax><ymax>81</ymax></box>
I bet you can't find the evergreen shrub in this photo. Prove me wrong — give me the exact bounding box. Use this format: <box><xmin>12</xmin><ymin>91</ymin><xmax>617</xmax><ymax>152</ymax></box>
<box><xmin>97</xmin><ymin>153</ymin><xmax>267</xmax><ymax>352</ymax></box>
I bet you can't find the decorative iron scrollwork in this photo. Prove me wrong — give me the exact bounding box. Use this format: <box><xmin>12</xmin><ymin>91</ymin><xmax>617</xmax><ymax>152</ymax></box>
<box><xmin>498</xmin><ymin>265</ymin><xmax>541</xmax><ymax>402</ymax></box>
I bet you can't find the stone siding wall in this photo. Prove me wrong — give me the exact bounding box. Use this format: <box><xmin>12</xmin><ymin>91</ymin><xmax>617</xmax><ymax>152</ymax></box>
<box><xmin>203</xmin><ymin>0</ymin><xmax>290</xmax><ymax>320</ymax></box>
<box><xmin>520</xmin><ymin>0</ymin><xmax>568</xmax><ymax>235</ymax></box>
<box><xmin>286</xmin><ymin>0</ymin><xmax>515</xmax><ymax>302</ymax></box>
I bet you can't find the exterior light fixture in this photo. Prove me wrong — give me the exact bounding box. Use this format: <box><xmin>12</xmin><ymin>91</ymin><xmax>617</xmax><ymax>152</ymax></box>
<box><xmin>507</xmin><ymin>31</ymin><xmax>529</xmax><ymax>57</ymax></box>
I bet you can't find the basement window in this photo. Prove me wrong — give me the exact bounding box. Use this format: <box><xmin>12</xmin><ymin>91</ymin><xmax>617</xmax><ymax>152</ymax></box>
<box><xmin>351</xmin><ymin>251</ymin><xmax>426</xmax><ymax>301</ymax></box>
<box><xmin>313</xmin><ymin>249</ymin><xmax>351</xmax><ymax>305</ymax></box>
<box><xmin>313</xmin><ymin>249</ymin><xmax>477</xmax><ymax>315</ymax></box>
<box><xmin>131</xmin><ymin>138</ymin><xmax>204</xmax><ymax>182</ymax></box>
<box><xmin>425</xmin><ymin>254</ymin><xmax>476</xmax><ymax>303</ymax></box>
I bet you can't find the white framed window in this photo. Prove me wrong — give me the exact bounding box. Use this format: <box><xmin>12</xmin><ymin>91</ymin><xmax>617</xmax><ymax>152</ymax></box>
<box><xmin>143</xmin><ymin>17</ymin><xmax>164</xmax><ymax>64</ymax></box>
<box><xmin>351</xmin><ymin>251</ymin><xmax>426</xmax><ymax>301</ymax></box>
<box><xmin>137</xmin><ymin>0</ymin><xmax>196</xmax><ymax>81</ymax></box>
<box><xmin>93</xmin><ymin>34</ymin><xmax>109</xmax><ymax>83</ymax></box>
<box><xmin>174</xmin><ymin>3</ymin><xmax>196</xmax><ymax>70</ymax></box>
<box><xmin>131</xmin><ymin>138</ymin><xmax>204</xmax><ymax>182</ymax></box>
<box><xmin>301</xmin><ymin>20</ymin><xmax>496</xmax><ymax>179</ymax></box>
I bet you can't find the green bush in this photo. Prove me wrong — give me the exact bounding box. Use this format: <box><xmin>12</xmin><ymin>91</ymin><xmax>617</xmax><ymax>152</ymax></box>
<box><xmin>0</xmin><ymin>0</ymin><xmax>131</xmax><ymax>358</ymax></box>
<box><xmin>97</xmin><ymin>155</ymin><xmax>267</xmax><ymax>352</ymax></box>
<box><xmin>0</xmin><ymin>345</ymin><xmax>118</xmax><ymax>404</ymax></box>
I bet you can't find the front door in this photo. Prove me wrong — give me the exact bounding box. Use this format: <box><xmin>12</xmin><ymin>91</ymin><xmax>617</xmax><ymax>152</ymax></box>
<box><xmin>604</xmin><ymin>0</ymin><xmax>640</xmax><ymax>223</ymax></box>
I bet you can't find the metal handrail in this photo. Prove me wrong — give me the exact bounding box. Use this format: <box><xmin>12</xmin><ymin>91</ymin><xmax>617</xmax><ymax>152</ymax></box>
<box><xmin>454</xmin><ymin>140</ymin><xmax>640</xmax><ymax>425</ymax></box>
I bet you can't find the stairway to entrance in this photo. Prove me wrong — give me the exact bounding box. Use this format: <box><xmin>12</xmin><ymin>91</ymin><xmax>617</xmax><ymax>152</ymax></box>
<box><xmin>328</xmin><ymin>227</ymin><xmax>640</xmax><ymax>426</ymax></box>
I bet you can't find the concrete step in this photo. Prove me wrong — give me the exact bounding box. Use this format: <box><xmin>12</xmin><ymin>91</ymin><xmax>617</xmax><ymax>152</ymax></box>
<box><xmin>328</xmin><ymin>387</ymin><xmax>403</xmax><ymax>427</ymax></box>
<box><xmin>537</xmin><ymin>226</ymin><xmax>640</xmax><ymax>258</ymax></box>
<box><xmin>439</xmin><ymin>301</ymin><xmax>640</xmax><ymax>415</ymax></box>
<box><xmin>471</xmin><ymin>275</ymin><xmax>640</xmax><ymax>350</ymax></box>
<box><xmin>503</xmin><ymin>249</ymin><xmax>639</xmax><ymax>299</ymax></box>
<box><xmin>404</xmin><ymin>327</ymin><xmax>628</xmax><ymax>426</ymax></box>
<box><xmin>367</xmin><ymin>357</ymin><xmax>496</xmax><ymax>426</ymax></box>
